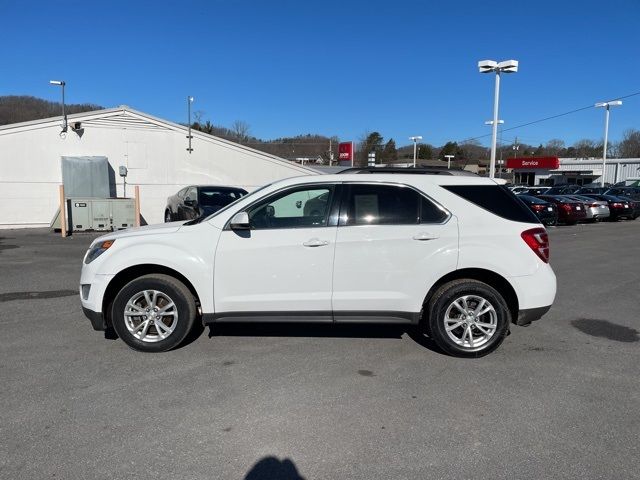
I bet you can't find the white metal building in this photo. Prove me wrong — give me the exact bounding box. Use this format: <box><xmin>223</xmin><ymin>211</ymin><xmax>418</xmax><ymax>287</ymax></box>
<box><xmin>0</xmin><ymin>106</ymin><xmax>316</xmax><ymax>228</ymax></box>
<box><xmin>511</xmin><ymin>158</ymin><xmax>640</xmax><ymax>186</ymax></box>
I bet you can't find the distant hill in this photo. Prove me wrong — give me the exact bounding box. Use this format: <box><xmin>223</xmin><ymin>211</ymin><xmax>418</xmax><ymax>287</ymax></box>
<box><xmin>0</xmin><ymin>95</ymin><xmax>103</xmax><ymax>125</ymax></box>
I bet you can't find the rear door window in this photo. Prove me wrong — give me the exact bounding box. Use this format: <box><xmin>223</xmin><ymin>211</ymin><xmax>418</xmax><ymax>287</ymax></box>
<box><xmin>341</xmin><ymin>184</ymin><xmax>448</xmax><ymax>226</ymax></box>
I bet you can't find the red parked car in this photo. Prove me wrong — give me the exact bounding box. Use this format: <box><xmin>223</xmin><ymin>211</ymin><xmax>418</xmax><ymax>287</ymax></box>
<box><xmin>537</xmin><ymin>195</ymin><xmax>587</xmax><ymax>225</ymax></box>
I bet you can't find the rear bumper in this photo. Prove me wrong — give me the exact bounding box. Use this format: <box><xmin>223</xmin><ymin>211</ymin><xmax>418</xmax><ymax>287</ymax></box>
<box><xmin>82</xmin><ymin>307</ymin><xmax>106</xmax><ymax>331</ymax></box>
<box><xmin>516</xmin><ymin>305</ymin><xmax>551</xmax><ymax>326</ymax></box>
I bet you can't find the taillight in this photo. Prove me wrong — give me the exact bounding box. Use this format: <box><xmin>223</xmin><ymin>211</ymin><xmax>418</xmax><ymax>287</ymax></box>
<box><xmin>590</xmin><ymin>203</ymin><xmax>599</xmax><ymax>208</ymax></box>
<box><xmin>521</xmin><ymin>228</ymin><xmax>550</xmax><ymax>263</ymax></box>
<box><xmin>532</xmin><ymin>204</ymin><xmax>545</xmax><ymax>211</ymax></box>
<box><xmin>612</xmin><ymin>202</ymin><xmax>623</xmax><ymax>208</ymax></box>
<box><xmin>561</xmin><ymin>203</ymin><xmax>572</xmax><ymax>212</ymax></box>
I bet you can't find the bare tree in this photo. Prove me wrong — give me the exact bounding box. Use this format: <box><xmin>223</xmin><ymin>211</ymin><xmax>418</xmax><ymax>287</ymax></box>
<box><xmin>193</xmin><ymin>110</ymin><xmax>205</xmax><ymax>127</ymax></box>
<box><xmin>231</xmin><ymin>120</ymin><xmax>251</xmax><ymax>142</ymax></box>
<box><xmin>572</xmin><ymin>139</ymin><xmax>600</xmax><ymax>159</ymax></box>
<box><xmin>618</xmin><ymin>129</ymin><xmax>640</xmax><ymax>158</ymax></box>
<box><xmin>545</xmin><ymin>139</ymin><xmax>565</xmax><ymax>156</ymax></box>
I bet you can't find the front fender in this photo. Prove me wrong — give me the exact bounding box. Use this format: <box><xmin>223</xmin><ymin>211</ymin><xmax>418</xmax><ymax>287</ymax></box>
<box><xmin>94</xmin><ymin>225</ymin><xmax>218</xmax><ymax>312</ymax></box>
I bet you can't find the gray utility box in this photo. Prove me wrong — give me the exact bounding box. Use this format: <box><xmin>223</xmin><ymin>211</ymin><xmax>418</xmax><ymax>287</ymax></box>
<box><xmin>63</xmin><ymin>198</ymin><xmax>136</xmax><ymax>232</ymax></box>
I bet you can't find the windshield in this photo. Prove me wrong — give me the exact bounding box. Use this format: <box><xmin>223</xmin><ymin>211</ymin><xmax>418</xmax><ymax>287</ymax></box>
<box><xmin>184</xmin><ymin>183</ymin><xmax>273</xmax><ymax>225</ymax></box>
<box><xmin>518</xmin><ymin>194</ymin><xmax>546</xmax><ymax>204</ymax></box>
<box><xmin>198</xmin><ymin>188</ymin><xmax>246</xmax><ymax>208</ymax></box>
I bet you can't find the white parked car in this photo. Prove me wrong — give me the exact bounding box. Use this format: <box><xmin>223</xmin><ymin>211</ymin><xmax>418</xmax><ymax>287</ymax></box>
<box><xmin>80</xmin><ymin>170</ymin><xmax>556</xmax><ymax>356</ymax></box>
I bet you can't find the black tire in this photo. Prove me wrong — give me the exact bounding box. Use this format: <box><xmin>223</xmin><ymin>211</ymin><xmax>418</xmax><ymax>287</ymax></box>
<box><xmin>424</xmin><ymin>279</ymin><xmax>511</xmax><ymax>357</ymax></box>
<box><xmin>111</xmin><ymin>274</ymin><xmax>196</xmax><ymax>352</ymax></box>
<box><xmin>164</xmin><ymin>210</ymin><xmax>172</xmax><ymax>222</ymax></box>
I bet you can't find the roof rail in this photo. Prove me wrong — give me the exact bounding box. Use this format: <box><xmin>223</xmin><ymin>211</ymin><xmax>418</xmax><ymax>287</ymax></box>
<box><xmin>338</xmin><ymin>166</ymin><xmax>477</xmax><ymax>176</ymax></box>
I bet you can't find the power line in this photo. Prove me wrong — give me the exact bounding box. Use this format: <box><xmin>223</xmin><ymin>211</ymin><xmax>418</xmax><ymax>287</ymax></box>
<box><xmin>458</xmin><ymin>90</ymin><xmax>640</xmax><ymax>145</ymax></box>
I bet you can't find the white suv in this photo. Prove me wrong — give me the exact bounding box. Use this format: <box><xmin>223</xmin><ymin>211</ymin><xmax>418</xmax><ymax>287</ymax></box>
<box><xmin>80</xmin><ymin>171</ymin><xmax>556</xmax><ymax>356</ymax></box>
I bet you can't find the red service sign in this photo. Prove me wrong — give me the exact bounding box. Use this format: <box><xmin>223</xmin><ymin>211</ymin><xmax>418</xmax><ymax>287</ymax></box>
<box><xmin>505</xmin><ymin>156</ymin><xmax>560</xmax><ymax>170</ymax></box>
<box><xmin>338</xmin><ymin>142</ymin><xmax>354</xmax><ymax>165</ymax></box>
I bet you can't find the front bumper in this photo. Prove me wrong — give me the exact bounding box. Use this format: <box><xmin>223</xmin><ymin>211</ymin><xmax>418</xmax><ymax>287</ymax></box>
<box><xmin>82</xmin><ymin>306</ymin><xmax>106</xmax><ymax>331</ymax></box>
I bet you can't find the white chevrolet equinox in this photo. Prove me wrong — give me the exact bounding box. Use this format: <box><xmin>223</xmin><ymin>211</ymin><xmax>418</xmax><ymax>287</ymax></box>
<box><xmin>80</xmin><ymin>170</ymin><xmax>556</xmax><ymax>356</ymax></box>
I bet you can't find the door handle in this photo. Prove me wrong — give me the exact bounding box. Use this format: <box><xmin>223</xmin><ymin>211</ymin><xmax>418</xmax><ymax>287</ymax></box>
<box><xmin>303</xmin><ymin>238</ymin><xmax>329</xmax><ymax>247</ymax></box>
<box><xmin>413</xmin><ymin>232</ymin><xmax>438</xmax><ymax>241</ymax></box>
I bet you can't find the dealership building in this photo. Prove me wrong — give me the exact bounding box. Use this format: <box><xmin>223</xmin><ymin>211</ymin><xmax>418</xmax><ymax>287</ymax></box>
<box><xmin>507</xmin><ymin>156</ymin><xmax>640</xmax><ymax>186</ymax></box>
<box><xmin>0</xmin><ymin>107</ymin><xmax>316</xmax><ymax>229</ymax></box>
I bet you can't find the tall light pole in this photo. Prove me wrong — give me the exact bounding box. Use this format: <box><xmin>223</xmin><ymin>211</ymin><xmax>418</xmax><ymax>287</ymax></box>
<box><xmin>485</xmin><ymin>120</ymin><xmax>504</xmax><ymax>177</ymax></box>
<box><xmin>49</xmin><ymin>80</ymin><xmax>67</xmax><ymax>132</ymax></box>
<box><xmin>409</xmin><ymin>136</ymin><xmax>422</xmax><ymax>167</ymax></box>
<box><xmin>187</xmin><ymin>96</ymin><xmax>194</xmax><ymax>153</ymax></box>
<box><xmin>595</xmin><ymin>100</ymin><xmax>622</xmax><ymax>187</ymax></box>
<box><xmin>444</xmin><ymin>155</ymin><xmax>454</xmax><ymax>169</ymax></box>
<box><xmin>478</xmin><ymin>59</ymin><xmax>518</xmax><ymax>178</ymax></box>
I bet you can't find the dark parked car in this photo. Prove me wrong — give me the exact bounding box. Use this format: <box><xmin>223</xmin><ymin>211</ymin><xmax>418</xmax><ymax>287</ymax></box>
<box><xmin>545</xmin><ymin>185</ymin><xmax>582</xmax><ymax>195</ymax></box>
<box><xmin>604</xmin><ymin>187</ymin><xmax>640</xmax><ymax>201</ymax></box>
<box><xmin>537</xmin><ymin>195</ymin><xmax>587</xmax><ymax>225</ymax></box>
<box><xmin>165</xmin><ymin>185</ymin><xmax>248</xmax><ymax>222</ymax></box>
<box><xmin>575</xmin><ymin>186</ymin><xmax>608</xmax><ymax>195</ymax></box>
<box><xmin>581</xmin><ymin>194</ymin><xmax>636</xmax><ymax>221</ymax></box>
<box><xmin>517</xmin><ymin>194</ymin><xmax>558</xmax><ymax>226</ymax></box>
<box><xmin>524</xmin><ymin>187</ymin><xmax>550</xmax><ymax>196</ymax></box>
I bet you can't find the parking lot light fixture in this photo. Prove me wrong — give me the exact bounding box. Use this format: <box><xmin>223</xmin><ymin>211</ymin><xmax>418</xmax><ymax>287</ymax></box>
<box><xmin>49</xmin><ymin>80</ymin><xmax>67</xmax><ymax>132</ymax></box>
<box><xmin>444</xmin><ymin>154</ymin><xmax>454</xmax><ymax>169</ymax></box>
<box><xmin>187</xmin><ymin>96</ymin><xmax>194</xmax><ymax>153</ymax></box>
<box><xmin>595</xmin><ymin>100</ymin><xmax>622</xmax><ymax>187</ymax></box>
<box><xmin>478</xmin><ymin>59</ymin><xmax>518</xmax><ymax>179</ymax></box>
<box><xmin>409</xmin><ymin>136</ymin><xmax>422</xmax><ymax>168</ymax></box>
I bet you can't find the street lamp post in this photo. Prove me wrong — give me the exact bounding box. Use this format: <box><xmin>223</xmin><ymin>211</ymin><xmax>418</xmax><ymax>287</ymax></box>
<box><xmin>409</xmin><ymin>136</ymin><xmax>422</xmax><ymax>168</ymax></box>
<box><xmin>478</xmin><ymin>60</ymin><xmax>518</xmax><ymax>179</ymax></box>
<box><xmin>485</xmin><ymin>120</ymin><xmax>504</xmax><ymax>177</ymax></box>
<box><xmin>49</xmin><ymin>80</ymin><xmax>67</xmax><ymax>132</ymax></box>
<box><xmin>444</xmin><ymin>155</ymin><xmax>454</xmax><ymax>169</ymax></box>
<box><xmin>187</xmin><ymin>96</ymin><xmax>194</xmax><ymax>153</ymax></box>
<box><xmin>595</xmin><ymin>100</ymin><xmax>622</xmax><ymax>187</ymax></box>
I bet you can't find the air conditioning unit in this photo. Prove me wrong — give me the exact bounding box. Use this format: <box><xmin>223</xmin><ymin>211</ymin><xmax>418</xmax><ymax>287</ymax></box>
<box><xmin>51</xmin><ymin>198</ymin><xmax>136</xmax><ymax>232</ymax></box>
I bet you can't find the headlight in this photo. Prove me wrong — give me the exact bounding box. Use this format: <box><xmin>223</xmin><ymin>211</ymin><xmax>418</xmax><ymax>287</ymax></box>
<box><xmin>84</xmin><ymin>240</ymin><xmax>115</xmax><ymax>264</ymax></box>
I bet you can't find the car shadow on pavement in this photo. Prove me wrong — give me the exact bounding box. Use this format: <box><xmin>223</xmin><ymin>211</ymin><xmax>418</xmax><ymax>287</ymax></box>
<box><xmin>244</xmin><ymin>456</ymin><xmax>305</xmax><ymax>480</ymax></box>
<box><xmin>206</xmin><ymin>323</ymin><xmax>446</xmax><ymax>355</ymax></box>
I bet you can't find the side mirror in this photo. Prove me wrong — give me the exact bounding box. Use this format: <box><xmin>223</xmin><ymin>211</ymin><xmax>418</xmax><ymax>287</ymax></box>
<box><xmin>229</xmin><ymin>211</ymin><xmax>250</xmax><ymax>230</ymax></box>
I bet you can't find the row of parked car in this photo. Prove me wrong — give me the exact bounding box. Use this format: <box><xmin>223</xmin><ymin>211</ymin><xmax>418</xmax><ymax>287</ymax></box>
<box><xmin>509</xmin><ymin>185</ymin><xmax>640</xmax><ymax>226</ymax></box>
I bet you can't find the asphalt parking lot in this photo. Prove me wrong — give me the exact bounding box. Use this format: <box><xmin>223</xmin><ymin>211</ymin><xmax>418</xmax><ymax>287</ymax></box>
<box><xmin>1</xmin><ymin>223</ymin><xmax>639</xmax><ymax>480</ymax></box>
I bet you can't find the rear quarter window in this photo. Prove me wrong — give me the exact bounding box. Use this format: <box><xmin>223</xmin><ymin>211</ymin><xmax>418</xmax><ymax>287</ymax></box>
<box><xmin>444</xmin><ymin>185</ymin><xmax>540</xmax><ymax>224</ymax></box>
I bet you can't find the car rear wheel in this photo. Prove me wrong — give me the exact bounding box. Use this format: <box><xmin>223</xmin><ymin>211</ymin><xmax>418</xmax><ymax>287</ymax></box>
<box><xmin>425</xmin><ymin>280</ymin><xmax>510</xmax><ymax>357</ymax></box>
<box><xmin>111</xmin><ymin>274</ymin><xmax>196</xmax><ymax>352</ymax></box>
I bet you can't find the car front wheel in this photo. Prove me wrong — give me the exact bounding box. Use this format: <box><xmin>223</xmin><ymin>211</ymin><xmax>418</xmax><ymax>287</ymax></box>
<box><xmin>425</xmin><ymin>280</ymin><xmax>511</xmax><ymax>357</ymax></box>
<box><xmin>164</xmin><ymin>210</ymin><xmax>172</xmax><ymax>222</ymax></box>
<box><xmin>111</xmin><ymin>274</ymin><xmax>196</xmax><ymax>352</ymax></box>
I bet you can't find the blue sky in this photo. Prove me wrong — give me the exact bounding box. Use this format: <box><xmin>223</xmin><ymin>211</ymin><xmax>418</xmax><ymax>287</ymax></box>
<box><xmin>1</xmin><ymin>0</ymin><xmax>639</xmax><ymax>149</ymax></box>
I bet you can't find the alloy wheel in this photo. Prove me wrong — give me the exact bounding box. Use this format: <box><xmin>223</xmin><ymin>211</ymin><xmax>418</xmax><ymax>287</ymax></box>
<box><xmin>443</xmin><ymin>295</ymin><xmax>498</xmax><ymax>350</ymax></box>
<box><xmin>123</xmin><ymin>290</ymin><xmax>178</xmax><ymax>343</ymax></box>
